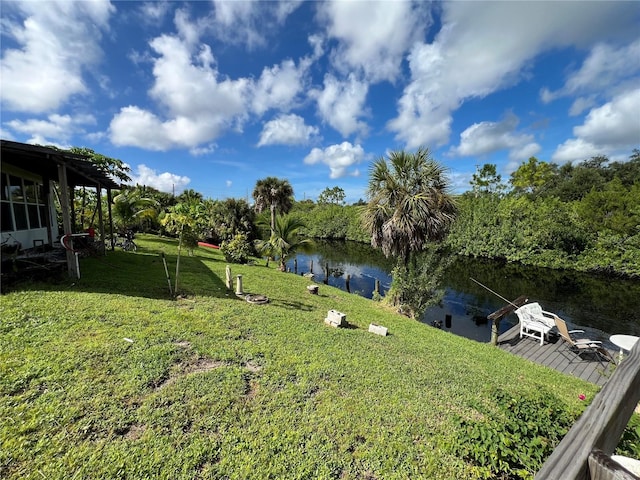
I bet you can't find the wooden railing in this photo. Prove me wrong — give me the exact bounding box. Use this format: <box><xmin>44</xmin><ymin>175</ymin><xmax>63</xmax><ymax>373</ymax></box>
<box><xmin>535</xmin><ymin>341</ymin><xmax>640</xmax><ymax>479</ymax></box>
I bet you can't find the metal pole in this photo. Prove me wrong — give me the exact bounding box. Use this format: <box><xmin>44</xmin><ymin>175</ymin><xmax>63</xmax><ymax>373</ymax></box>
<box><xmin>470</xmin><ymin>277</ymin><xmax>520</xmax><ymax>308</ymax></box>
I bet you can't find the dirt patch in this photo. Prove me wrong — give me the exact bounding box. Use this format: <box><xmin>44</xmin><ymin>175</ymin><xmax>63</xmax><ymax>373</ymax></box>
<box><xmin>244</xmin><ymin>361</ymin><xmax>262</xmax><ymax>373</ymax></box>
<box><xmin>245</xmin><ymin>379</ymin><xmax>260</xmax><ymax>401</ymax></box>
<box><xmin>123</xmin><ymin>424</ymin><xmax>146</xmax><ymax>441</ymax></box>
<box><xmin>185</xmin><ymin>358</ymin><xmax>226</xmax><ymax>374</ymax></box>
<box><xmin>155</xmin><ymin>356</ymin><xmax>227</xmax><ymax>390</ymax></box>
<box><xmin>174</xmin><ymin>340</ymin><xmax>192</xmax><ymax>349</ymax></box>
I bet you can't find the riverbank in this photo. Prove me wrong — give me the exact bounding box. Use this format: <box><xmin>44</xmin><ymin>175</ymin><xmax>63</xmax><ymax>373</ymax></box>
<box><xmin>0</xmin><ymin>234</ymin><xmax>632</xmax><ymax>479</ymax></box>
<box><xmin>285</xmin><ymin>240</ymin><xmax>640</xmax><ymax>341</ymax></box>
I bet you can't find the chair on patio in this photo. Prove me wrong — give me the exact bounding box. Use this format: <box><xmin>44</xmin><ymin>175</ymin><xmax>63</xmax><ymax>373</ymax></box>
<box><xmin>554</xmin><ymin>317</ymin><xmax>616</xmax><ymax>364</ymax></box>
<box><xmin>515</xmin><ymin>302</ymin><xmax>557</xmax><ymax>345</ymax></box>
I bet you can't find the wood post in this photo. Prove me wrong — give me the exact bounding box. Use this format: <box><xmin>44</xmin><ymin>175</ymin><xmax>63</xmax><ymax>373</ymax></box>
<box><xmin>345</xmin><ymin>274</ymin><xmax>351</xmax><ymax>293</ymax></box>
<box><xmin>487</xmin><ymin>295</ymin><xmax>528</xmax><ymax>346</ymax></box>
<box><xmin>57</xmin><ymin>163</ymin><xmax>78</xmax><ymax>278</ymax></box>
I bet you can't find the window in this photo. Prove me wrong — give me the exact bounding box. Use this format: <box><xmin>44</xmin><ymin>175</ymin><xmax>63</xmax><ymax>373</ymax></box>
<box><xmin>1</xmin><ymin>174</ymin><xmax>13</xmax><ymax>232</ymax></box>
<box><xmin>1</xmin><ymin>201</ymin><xmax>13</xmax><ymax>232</ymax></box>
<box><xmin>1</xmin><ymin>173</ymin><xmax>45</xmax><ymax>232</ymax></box>
<box><xmin>9</xmin><ymin>175</ymin><xmax>24</xmax><ymax>202</ymax></box>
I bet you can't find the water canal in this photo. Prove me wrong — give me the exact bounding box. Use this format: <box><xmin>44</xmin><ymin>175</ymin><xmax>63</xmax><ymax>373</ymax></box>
<box><xmin>286</xmin><ymin>240</ymin><xmax>640</xmax><ymax>343</ymax></box>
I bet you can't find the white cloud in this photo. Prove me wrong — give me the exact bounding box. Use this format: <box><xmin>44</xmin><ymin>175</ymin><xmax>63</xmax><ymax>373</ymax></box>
<box><xmin>553</xmin><ymin>88</ymin><xmax>640</xmax><ymax>162</ymax></box>
<box><xmin>211</xmin><ymin>0</ymin><xmax>301</xmax><ymax>49</ymax></box>
<box><xmin>450</xmin><ymin>113</ymin><xmax>541</xmax><ymax>161</ymax></box>
<box><xmin>568</xmin><ymin>96</ymin><xmax>597</xmax><ymax>117</ymax></box>
<box><xmin>190</xmin><ymin>143</ymin><xmax>216</xmax><ymax>156</ymax></box>
<box><xmin>311</xmin><ymin>74</ymin><xmax>368</xmax><ymax>138</ymax></box>
<box><xmin>111</xmin><ymin>8</ymin><xmax>315</xmax><ymax>152</ymax></box>
<box><xmin>389</xmin><ymin>1</ymin><xmax>639</xmax><ymax>149</ymax></box>
<box><xmin>542</xmin><ymin>39</ymin><xmax>640</xmax><ymax>104</ymax></box>
<box><xmin>574</xmin><ymin>88</ymin><xmax>640</xmax><ymax>147</ymax></box>
<box><xmin>110</xmin><ymin>25</ymin><xmax>251</xmax><ymax>150</ymax></box>
<box><xmin>129</xmin><ymin>164</ymin><xmax>190</xmax><ymax>194</ymax></box>
<box><xmin>303</xmin><ymin>142</ymin><xmax>365</xmax><ymax>179</ymax></box>
<box><xmin>258</xmin><ymin>114</ymin><xmax>319</xmax><ymax>146</ymax></box>
<box><xmin>110</xmin><ymin>106</ymin><xmax>174</xmax><ymax>151</ymax></box>
<box><xmin>226</xmin><ymin>180</ymin><xmax>232</xmax><ymax>188</ymax></box>
<box><xmin>139</xmin><ymin>1</ymin><xmax>171</xmax><ymax>25</ymax></box>
<box><xmin>317</xmin><ymin>1</ymin><xmax>430</xmax><ymax>83</ymax></box>
<box><xmin>551</xmin><ymin>139</ymin><xmax>606</xmax><ymax>164</ymax></box>
<box><xmin>6</xmin><ymin>114</ymin><xmax>96</xmax><ymax>144</ymax></box>
<box><xmin>0</xmin><ymin>0</ymin><xmax>114</xmax><ymax>113</ymax></box>
<box><xmin>252</xmin><ymin>59</ymin><xmax>308</xmax><ymax>116</ymax></box>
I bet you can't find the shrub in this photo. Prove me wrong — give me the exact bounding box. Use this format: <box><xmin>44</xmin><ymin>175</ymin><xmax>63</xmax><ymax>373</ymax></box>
<box><xmin>220</xmin><ymin>233</ymin><xmax>253</xmax><ymax>264</ymax></box>
<box><xmin>451</xmin><ymin>388</ymin><xmax>578</xmax><ymax>479</ymax></box>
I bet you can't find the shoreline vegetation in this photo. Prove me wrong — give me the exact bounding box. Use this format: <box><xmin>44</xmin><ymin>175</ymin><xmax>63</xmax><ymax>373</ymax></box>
<box><xmin>2</xmin><ymin>234</ymin><xmax>638</xmax><ymax>479</ymax></box>
<box><xmin>289</xmin><ymin>152</ymin><xmax>640</xmax><ymax>280</ymax></box>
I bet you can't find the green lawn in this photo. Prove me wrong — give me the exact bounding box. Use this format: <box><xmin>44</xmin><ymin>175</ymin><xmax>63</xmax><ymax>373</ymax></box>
<box><xmin>1</xmin><ymin>235</ymin><xmax>599</xmax><ymax>479</ymax></box>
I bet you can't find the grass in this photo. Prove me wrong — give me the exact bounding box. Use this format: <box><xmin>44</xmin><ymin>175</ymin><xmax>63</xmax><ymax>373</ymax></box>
<box><xmin>1</xmin><ymin>234</ymin><xmax>600</xmax><ymax>479</ymax></box>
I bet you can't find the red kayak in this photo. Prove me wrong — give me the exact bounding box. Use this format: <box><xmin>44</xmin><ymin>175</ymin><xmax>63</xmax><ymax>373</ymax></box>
<box><xmin>198</xmin><ymin>241</ymin><xmax>220</xmax><ymax>249</ymax></box>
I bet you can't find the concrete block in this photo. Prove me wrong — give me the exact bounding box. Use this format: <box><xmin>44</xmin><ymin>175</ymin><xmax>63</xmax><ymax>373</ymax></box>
<box><xmin>325</xmin><ymin>309</ymin><xmax>346</xmax><ymax>327</ymax></box>
<box><xmin>369</xmin><ymin>323</ymin><xmax>388</xmax><ymax>336</ymax></box>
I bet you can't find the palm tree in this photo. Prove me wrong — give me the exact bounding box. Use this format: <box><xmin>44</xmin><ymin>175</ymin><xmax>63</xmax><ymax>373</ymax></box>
<box><xmin>112</xmin><ymin>187</ymin><xmax>159</xmax><ymax>231</ymax></box>
<box><xmin>361</xmin><ymin>148</ymin><xmax>456</xmax><ymax>318</ymax></box>
<box><xmin>252</xmin><ymin>177</ymin><xmax>294</xmax><ymax>233</ymax></box>
<box><xmin>362</xmin><ymin>148</ymin><xmax>456</xmax><ymax>264</ymax></box>
<box><xmin>255</xmin><ymin>215</ymin><xmax>311</xmax><ymax>271</ymax></box>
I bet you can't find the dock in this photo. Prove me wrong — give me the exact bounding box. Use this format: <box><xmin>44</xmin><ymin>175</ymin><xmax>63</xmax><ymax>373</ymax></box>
<box><xmin>497</xmin><ymin>325</ymin><xmax>616</xmax><ymax>386</ymax></box>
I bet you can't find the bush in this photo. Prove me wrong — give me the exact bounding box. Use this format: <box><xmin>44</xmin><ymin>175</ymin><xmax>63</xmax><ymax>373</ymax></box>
<box><xmin>451</xmin><ymin>388</ymin><xmax>578</xmax><ymax>479</ymax></box>
<box><xmin>220</xmin><ymin>233</ymin><xmax>253</xmax><ymax>264</ymax></box>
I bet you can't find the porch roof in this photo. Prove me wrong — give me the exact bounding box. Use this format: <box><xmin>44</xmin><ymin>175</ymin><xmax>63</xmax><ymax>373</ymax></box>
<box><xmin>1</xmin><ymin>140</ymin><xmax>121</xmax><ymax>190</ymax></box>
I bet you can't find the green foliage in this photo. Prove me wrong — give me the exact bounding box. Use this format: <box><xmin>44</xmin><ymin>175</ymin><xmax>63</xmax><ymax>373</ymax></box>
<box><xmin>291</xmin><ymin>203</ymin><xmax>369</xmax><ymax>242</ymax></box>
<box><xmin>69</xmin><ymin>146</ymin><xmax>131</xmax><ymax>183</ymax></box>
<box><xmin>205</xmin><ymin>198</ymin><xmax>256</xmax><ymax>244</ymax></box>
<box><xmin>252</xmin><ymin>177</ymin><xmax>294</xmax><ymax>231</ymax></box>
<box><xmin>617</xmin><ymin>414</ymin><xmax>640</xmax><ymax>459</ymax></box>
<box><xmin>255</xmin><ymin>214</ymin><xmax>311</xmax><ymax>271</ymax></box>
<box><xmin>220</xmin><ymin>233</ymin><xmax>254</xmax><ymax>264</ymax></box>
<box><xmin>509</xmin><ymin>157</ymin><xmax>555</xmax><ymax>195</ymax></box>
<box><xmin>575</xmin><ymin>179</ymin><xmax>640</xmax><ymax>236</ymax></box>
<box><xmin>385</xmin><ymin>248</ymin><xmax>451</xmax><ymax>319</ymax></box>
<box><xmin>112</xmin><ymin>187</ymin><xmax>160</xmax><ymax>232</ymax></box>
<box><xmin>317</xmin><ymin>186</ymin><xmax>346</xmax><ymax>205</ymax></box>
<box><xmin>452</xmin><ymin>389</ymin><xmax>578</xmax><ymax>479</ymax></box>
<box><xmin>470</xmin><ymin>163</ymin><xmax>505</xmax><ymax>196</ymax></box>
<box><xmin>362</xmin><ymin>147</ymin><xmax>457</xmax><ymax>262</ymax></box>
<box><xmin>447</xmin><ymin>156</ymin><xmax>640</xmax><ymax>277</ymax></box>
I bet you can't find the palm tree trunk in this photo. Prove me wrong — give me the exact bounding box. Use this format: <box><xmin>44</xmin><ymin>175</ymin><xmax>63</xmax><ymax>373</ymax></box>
<box><xmin>270</xmin><ymin>203</ymin><xmax>276</xmax><ymax>234</ymax></box>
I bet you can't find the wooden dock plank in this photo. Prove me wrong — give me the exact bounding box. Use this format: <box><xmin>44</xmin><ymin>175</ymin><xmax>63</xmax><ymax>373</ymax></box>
<box><xmin>497</xmin><ymin>325</ymin><xmax>614</xmax><ymax>386</ymax></box>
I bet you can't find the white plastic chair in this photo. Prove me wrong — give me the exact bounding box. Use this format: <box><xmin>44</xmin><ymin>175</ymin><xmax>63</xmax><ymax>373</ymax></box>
<box><xmin>516</xmin><ymin>302</ymin><xmax>556</xmax><ymax>345</ymax></box>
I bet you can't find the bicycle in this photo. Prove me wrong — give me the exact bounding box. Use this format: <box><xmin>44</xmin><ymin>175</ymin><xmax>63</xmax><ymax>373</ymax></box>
<box><xmin>116</xmin><ymin>230</ymin><xmax>137</xmax><ymax>252</ymax></box>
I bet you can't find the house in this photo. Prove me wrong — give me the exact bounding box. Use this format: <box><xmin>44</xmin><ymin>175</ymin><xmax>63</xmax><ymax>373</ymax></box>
<box><xmin>1</xmin><ymin>140</ymin><xmax>121</xmax><ymax>278</ymax></box>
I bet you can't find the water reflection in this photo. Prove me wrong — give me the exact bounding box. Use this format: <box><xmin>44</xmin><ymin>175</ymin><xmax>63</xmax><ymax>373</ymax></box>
<box><xmin>287</xmin><ymin>240</ymin><xmax>640</xmax><ymax>342</ymax></box>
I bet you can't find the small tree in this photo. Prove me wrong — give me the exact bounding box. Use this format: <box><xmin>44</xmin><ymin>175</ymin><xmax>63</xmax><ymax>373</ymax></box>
<box><xmin>470</xmin><ymin>163</ymin><xmax>505</xmax><ymax>196</ymax></box>
<box><xmin>317</xmin><ymin>186</ymin><xmax>346</xmax><ymax>205</ymax></box>
<box><xmin>255</xmin><ymin>215</ymin><xmax>311</xmax><ymax>271</ymax></box>
<box><xmin>161</xmin><ymin>200</ymin><xmax>204</xmax><ymax>296</ymax></box>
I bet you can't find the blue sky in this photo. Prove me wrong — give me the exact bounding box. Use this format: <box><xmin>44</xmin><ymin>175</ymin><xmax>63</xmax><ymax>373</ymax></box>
<box><xmin>1</xmin><ymin>1</ymin><xmax>639</xmax><ymax>203</ymax></box>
